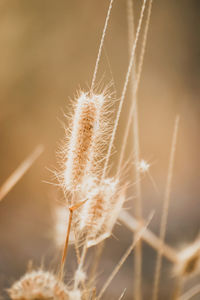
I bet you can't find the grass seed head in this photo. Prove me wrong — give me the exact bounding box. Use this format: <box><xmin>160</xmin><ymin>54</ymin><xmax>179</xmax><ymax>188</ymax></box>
<box><xmin>68</xmin><ymin>289</ymin><xmax>81</xmax><ymax>300</ymax></box>
<box><xmin>74</xmin><ymin>269</ymin><xmax>86</xmax><ymax>285</ymax></box>
<box><xmin>74</xmin><ymin>177</ymin><xmax>125</xmax><ymax>247</ymax></box>
<box><xmin>8</xmin><ymin>270</ymin><xmax>70</xmax><ymax>300</ymax></box>
<box><xmin>63</xmin><ymin>92</ymin><xmax>104</xmax><ymax>193</ymax></box>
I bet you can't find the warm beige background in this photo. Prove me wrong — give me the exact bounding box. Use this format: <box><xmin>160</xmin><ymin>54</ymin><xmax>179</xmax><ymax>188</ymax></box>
<box><xmin>0</xmin><ymin>0</ymin><xmax>199</xmax><ymax>299</ymax></box>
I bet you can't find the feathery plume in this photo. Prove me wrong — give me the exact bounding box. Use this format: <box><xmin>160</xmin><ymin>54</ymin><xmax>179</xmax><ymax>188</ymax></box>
<box><xmin>8</xmin><ymin>270</ymin><xmax>69</xmax><ymax>300</ymax></box>
<box><xmin>63</xmin><ymin>92</ymin><xmax>103</xmax><ymax>194</ymax></box>
<box><xmin>75</xmin><ymin>177</ymin><xmax>125</xmax><ymax>248</ymax></box>
<box><xmin>68</xmin><ymin>289</ymin><xmax>82</xmax><ymax>300</ymax></box>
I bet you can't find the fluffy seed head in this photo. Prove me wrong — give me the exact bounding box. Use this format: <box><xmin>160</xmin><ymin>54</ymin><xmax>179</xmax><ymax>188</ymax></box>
<box><xmin>63</xmin><ymin>92</ymin><xmax>103</xmax><ymax>192</ymax></box>
<box><xmin>174</xmin><ymin>239</ymin><xmax>200</xmax><ymax>277</ymax></box>
<box><xmin>74</xmin><ymin>269</ymin><xmax>86</xmax><ymax>285</ymax></box>
<box><xmin>75</xmin><ymin>177</ymin><xmax>125</xmax><ymax>247</ymax></box>
<box><xmin>68</xmin><ymin>289</ymin><xmax>81</xmax><ymax>300</ymax></box>
<box><xmin>8</xmin><ymin>270</ymin><xmax>69</xmax><ymax>300</ymax></box>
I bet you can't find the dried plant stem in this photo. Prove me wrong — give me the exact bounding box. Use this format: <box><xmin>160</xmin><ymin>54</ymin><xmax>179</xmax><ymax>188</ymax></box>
<box><xmin>91</xmin><ymin>288</ymin><xmax>96</xmax><ymax>300</ymax></box>
<box><xmin>89</xmin><ymin>241</ymin><xmax>104</xmax><ymax>283</ymax></box>
<box><xmin>152</xmin><ymin>116</ymin><xmax>180</xmax><ymax>300</ymax></box>
<box><xmin>118</xmin><ymin>289</ymin><xmax>126</xmax><ymax>300</ymax></box>
<box><xmin>180</xmin><ymin>284</ymin><xmax>200</xmax><ymax>300</ymax></box>
<box><xmin>74</xmin><ymin>243</ymin><xmax>88</xmax><ymax>290</ymax></box>
<box><xmin>102</xmin><ymin>0</ymin><xmax>147</xmax><ymax>179</ymax></box>
<box><xmin>173</xmin><ymin>277</ymin><xmax>184</xmax><ymax>300</ymax></box>
<box><xmin>123</xmin><ymin>2</ymin><xmax>154</xmax><ymax>298</ymax></box>
<box><xmin>119</xmin><ymin>211</ymin><xmax>178</xmax><ymax>263</ymax></box>
<box><xmin>0</xmin><ymin>145</ymin><xmax>44</xmax><ymax>202</ymax></box>
<box><xmin>90</xmin><ymin>0</ymin><xmax>114</xmax><ymax>92</ymax></box>
<box><xmin>126</xmin><ymin>1</ymin><xmax>143</xmax><ymax>298</ymax></box>
<box><xmin>73</xmin><ymin>228</ymin><xmax>81</xmax><ymax>264</ymax></box>
<box><xmin>133</xmin><ymin>104</ymin><xmax>142</xmax><ymax>300</ymax></box>
<box><xmin>97</xmin><ymin>212</ymin><xmax>153</xmax><ymax>300</ymax></box>
<box><xmin>58</xmin><ymin>208</ymin><xmax>73</xmax><ymax>281</ymax></box>
<box><xmin>59</xmin><ymin>200</ymin><xmax>86</xmax><ymax>281</ymax></box>
<box><xmin>118</xmin><ymin>0</ymin><xmax>153</xmax><ymax>171</ymax></box>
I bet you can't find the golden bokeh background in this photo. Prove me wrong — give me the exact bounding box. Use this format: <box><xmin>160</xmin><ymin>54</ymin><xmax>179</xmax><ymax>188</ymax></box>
<box><xmin>0</xmin><ymin>0</ymin><xmax>199</xmax><ymax>299</ymax></box>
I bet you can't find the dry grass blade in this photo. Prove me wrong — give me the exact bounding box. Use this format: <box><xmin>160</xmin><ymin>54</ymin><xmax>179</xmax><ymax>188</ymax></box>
<box><xmin>122</xmin><ymin>1</ymin><xmax>154</xmax><ymax>298</ymax></box>
<box><xmin>0</xmin><ymin>145</ymin><xmax>44</xmax><ymax>202</ymax></box>
<box><xmin>173</xmin><ymin>277</ymin><xmax>184</xmax><ymax>300</ymax></box>
<box><xmin>119</xmin><ymin>0</ymin><xmax>153</xmax><ymax>171</ymax></box>
<box><xmin>90</xmin><ymin>0</ymin><xmax>114</xmax><ymax>92</ymax></box>
<box><xmin>58</xmin><ymin>208</ymin><xmax>73</xmax><ymax>281</ymax></box>
<box><xmin>180</xmin><ymin>284</ymin><xmax>200</xmax><ymax>300</ymax></box>
<box><xmin>118</xmin><ymin>288</ymin><xmax>126</xmax><ymax>300</ymax></box>
<box><xmin>126</xmin><ymin>1</ymin><xmax>142</xmax><ymax>298</ymax></box>
<box><xmin>119</xmin><ymin>210</ymin><xmax>178</xmax><ymax>263</ymax></box>
<box><xmin>102</xmin><ymin>0</ymin><xmax>147</xmax><ymax>179</ymax></box>
<box><xmin>152</xmin><ymin>116</ymin><xmax>180</xmax><ymax>300</ymax></box>
<box><xmin>97</xmin><ymin>212</ymin><xmax>154</xmax><ymax>300</ymax></box>
<box><xmin>58</xmin><ymin>200</ymin><xmax>86</xmax><ymax>281</ymax></box>
<box><xmin>89</xmin><ymin>241</ymin><xmax>104</xmax><ymax>284</ymax></box>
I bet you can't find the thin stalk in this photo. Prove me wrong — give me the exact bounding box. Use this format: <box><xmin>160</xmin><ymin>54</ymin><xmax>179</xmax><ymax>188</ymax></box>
<box><xmin>102</xmin><ymin>0</ymin><xmax>147</xmax><ymax>180</ymax></box>
<box><xmin>58</xmin><ymin>208</ymin><xmax>73</xmax><ymax>281</ymax></box>
<box><xmin>59</xmin><ymin>200</ymin><xmax>86</xmax><ymax>281</ymax></box>
<box><xmin>89</xmin><ymin>241</ymin><xmax>104</xmax><ymax>284</ymax></box>
<box><xmin>91</xmin><ymin>0</ymin><xmax>114</xmax><ymax>92</ymax></box>
<box><xmin>124</xmin><ymin>1</ymin><xmax>154</xmax><ymax>298</ymax></box>
<box><xmin>126</xmin><ymin>1</ymin><xmax>142</xmax><ymax>298</ymax></box>
<box><xmin>74</xmin><ymin>243</ymin><xmax>88</xmax><ymax>290</ymax></box>
<box><xmin>119</xmin><ymin>210</ymin><xmax>178</xmax><ymax>263</ymax></box>
<box><xmin>73</xmin><ymin>227</ymin><xmax>81</xmax><ymax>264</ymax></box>
<box><xmin>0</xmin><ymin>145</ymin><xmax>44</xmax><ymax>202</ymax></box>
<box><xmin>180</xmin><ymin>284</ymin><xmax>200</xmax><ymax>300</ymax></box>
<box><xmin>173</xmin><ymin>277</ymin><xmax>184</xmax><ymax>300</ymax></box>
<box><xmin>118</xmin><ymin>289</ymin><xmax>126</xmax><ymax>300</ymax></box>
<box><xmin>97</xmin><ymin>212</ymin><xmax>153</xmax><ymax>300</ymax></box>
<box><xmin>133</xmin><ymin>106</ymin><xmax>143</xmax><ymax>298</ymax></box>
<box><xmin>118</xmin><ymin>0</ymin><xmax>154</xmax><ymax>170</ymax></box>
<box><xmin>152</xmin><ymin>116</ymin><xmax>180</xmax><ymax>300</ymax></box>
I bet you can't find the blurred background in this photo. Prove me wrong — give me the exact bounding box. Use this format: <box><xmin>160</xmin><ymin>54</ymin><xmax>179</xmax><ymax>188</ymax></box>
<box><xmin>0</xmin><ymin>0</ymin><xmax>199</xmax><ymax>299</ymax></box>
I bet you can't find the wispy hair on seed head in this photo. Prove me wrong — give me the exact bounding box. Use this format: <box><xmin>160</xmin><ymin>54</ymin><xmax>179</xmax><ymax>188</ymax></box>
<box><xmin>8</xmin><ymin>269</ymin><xmax>70</xmax><ymax>300</ymax></box>
<box><xmin>73</xmin><ymin>176</ymin><xmax>127</xmax><ymax>248</ymax></box>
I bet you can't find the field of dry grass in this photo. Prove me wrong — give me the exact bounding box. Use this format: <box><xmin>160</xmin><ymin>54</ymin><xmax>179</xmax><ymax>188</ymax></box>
<box><xmin>0</xmin><ymin>1</ymin><xmax>200</xmax><ymax>299</ymax></box>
